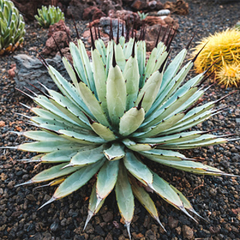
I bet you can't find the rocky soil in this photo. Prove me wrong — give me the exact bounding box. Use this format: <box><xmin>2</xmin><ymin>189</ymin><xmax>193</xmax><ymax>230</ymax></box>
<box><xmin>0</xmin><ymin>0</ymin><xmax>240</xmax><ymax>239</ymax></box>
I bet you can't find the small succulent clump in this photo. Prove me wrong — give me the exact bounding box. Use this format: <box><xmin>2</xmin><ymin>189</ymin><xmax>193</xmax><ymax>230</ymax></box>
<box><xmin>137</xmin><ymin>11</ymin><xmax>148</xmax><ymax>20</ymax></box>
<box><xmin>0</xmin><ymin>0</ymin><xmax>25</xmax><ymax>55</ymax></box>
<box><xmin>9</xmin><ymin>24</ymin><xmax>237</xmax><ymax>238</ymax></box>
<box><xmin>35</xmin><ymin>5</ymin><xmax>65</xmax><ymax>28</ymax></box>
<box><xmin>192</xmin><ymin>29</ymin><xmax>240</xmax><ymax>87</ymax></box>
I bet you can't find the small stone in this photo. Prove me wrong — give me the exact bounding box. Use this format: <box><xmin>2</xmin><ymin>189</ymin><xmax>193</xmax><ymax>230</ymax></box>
<box><xmin>42</xmin><ymin>232</ymin><xmax>52</xmax><ymax>240</ymax></box>
<box><xmin>50</xmin><ymin>221</ymin><xmax>59</xmax><ymax>232</ymax></box>
<box><xmin>0</xmin><ymin>121</ymin><xmax>5</xmax><ymax>127</ymax></box>
<box><xmin>85</xmin><ymin>223</ymin><xmax>94</xmax><ymax>234</ymax></box>
<box><xmin>143</xmin><ymin>215</ymin><xmax>151</xmax><ymax>227</ymax></box>
<box><xmin>118</xmin><ymin>235</ymin><xmax>125</xmax><ymax>240</ymax></box>
<box><xmin>145</xmin><ymin>229</ymin><xmax>157</xmax><ymax>240</ymax></box>
<box><xmin>7</xmin><ymin>180</ymin><xmax>15</xmax><ymax>189</ymax></box>
<box><xmin>105</xmin><ymin>232</ymin><xmax>113</xmax><ymax>240</ymax></box>
<box><xmin>157</xmin><ymin>9</ymin><xmax>171</xmax><ymax>16</ymax></box>
<box><xmin>1</xmin><ymin>173</ymin><xmax>7</xmax><ymax>181</ymax></box>
<box><xmin>95</xmin><ymin>225</ymin><xmax>105</xmax><ymax>236</ymax></box>
<box><xmin>26</xmin><ymin>194</ymin><xmax>36</xmax><ymax>201</ymax></box>
<box><xmin>175</xmin><ymin>226</ymin><xmax>181</xmax><ymax>235</ymax></box>
<box><xmin>209</xmin><ymin>188</ymin><xmax>217</xmax><ymax>196</ymax></box>
<box><xmin>168</xmin><ymin>216</ymin><xmax>179</xmax><ymax>229</ymax></box>
<box><xmin>182</xmin><ymin>225</ymin><xmax>194</xmax><ymax>240</ymax></box>
<box><xmin>102</xmin><ymin>211</ymin><xmax>113</xmax><ymax>222</ymax></box>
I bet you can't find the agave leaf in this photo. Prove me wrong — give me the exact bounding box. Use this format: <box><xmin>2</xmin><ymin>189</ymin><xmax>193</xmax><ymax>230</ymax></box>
<box><xmin>170</xmin><ymin>185</ymin><xmax>204</xmax><ymax>219</ymax></box>
<box><xmin>135</xmin><ymin>70</ymin><xmax>163</xmax><ymax>113</ymax></box>
<box><xmin>78</xmin><ymin>39</ymin><xmax>96</xmax><ymax>93</ymax></box>
<box><xmin>52</xmin><ymin>159</ymin><xmax>105</xmax><ymax>200</ymax></box>
<box><xmin>17</xmin><ymin>141</ymin><xmax>83</xmax><ymax>153</ymax></box>
<box><xmin>31</xmin><ymin>108</ymin><xmax>70</xmax><ymax>123</ymax></box>
<box><xmin>152</xmin><ymin>159</ymin><xmax>226</xmax><ymax>175</ymax></box>
<box><xmin>123</xmin><ymin>38</ymin><xmax>134</xmax><ymax>59</ymax></box>
<box><xmin>115</xmin><ymin>162</ymin><xmax>134</xmax><ymax>230</ymax></box>
<box><xmin>40</xmin><ymin>148</ymin><xmax>82</xmax><ymax>163</ymax></box>
<box><xmin>123</xmin><ymin>150</ymin><xmax>153</xmax><ymax>186</ymax></box>
<box><xmin>160</xmin><ymin>48</ymin><xmax>187</xmax><ymax>92</ymax></box>
<box><xmin>171</xmin><ymin>90</ymin><xmax>204</xmax><ymax>117</ymax></box>
<box><xmin>140</xmin><ymin>149</ymin><xmax>187</xmax><ymax>161</ymax></box>
<box><xmin>138</xmin><ymin>131</ymin><xmax>203</xmax><ymax>144</ymax></box>
<box><xmin>91</xmin><ymin>48</ymin><xmax>107</xmax><ymax>112</ymax></box>
<box><xmin>122</xmin><ymin>138</ymin><xmax>155</xmax><ymax>151</ymax></box>
<box><xmin>144</xmin><ymin>87</ymin><xmax>198</xmax><ymax>127</ymax></box>
<box><xmin>150</xmin><ymin>60</ymin><xmax>192</xmax><ymax>116</ymax></box>
<box><xmin>22</xmin><ymin>163</ymin><xmax>82</xmax><ymax>184</ymax></box>
<box><xmin>144</xmin><ymin>47</ymin><xmax>158</xmax><ymax>81</ymax></box>
<box><xmin>21</xmin><ymin>130</ymin><xmax>68</xmax><ymax>142</ymax></box>
<box><xmin>62</xmin><ymin>57</ymin><xmax>79</xmax><ymax>92</ymax></box>
<box><xmin>106</xmin><ymin>64</ymin><xmax>126</xmax><ymax>127</ymax></box>
<box><xmin>33</xmin><ymin>96</ymin><xmax>78</xmax><ymax>125</ymax></box>
<box><xmin>48</xmin><ymin>65</ymin><xmax>93</xmax><ymax>118</ymax></box>
<box><xmin>130</xmin><ymin>178</ymin><xmax>165</xmax><ymax>230</ymax></box>
<box><xmin>96</xmin><ymin>160</ymin><xmax>119</xmax><ymax>199</ymax></box>
<box><xmin>163</xmin><ymin>134</ymin><xmax>221</xmax><ymax>145</ymax></box>
<box><xmin>137</xmin><ymin>112</ymin><xmax>185</xmax><ymax>138</ymax></box>
<box><xmin>78</xmin><ymin>81</ymin><xmax>110</xmax><ymax>127</ymax></box>
<box><xmin>95</xmin><ymin>38</ymin><xmax>106</xmax><ymax>65</ymax></box>
<box><xmin>69</xmin><ymin>145</ymin><xmax>104</xmax><ymax>167</ymax></box>
<box><xmin>136</xmin><ymin>40</ymin><xmax>146</xmax><ymax>88</ymax></box>
<box><xmin>151</xmin><ymin>172</ymin><xmax>183</xmax><ymax>210</ymax></box>
<box><xmin>69</xmin><ymin>42</ymin><xmax>88</xmax><ymax>84</ymax></box>
<box><xmin>173</xmin><ymin>101</ymin><xmax>215</xmax><ymax>127</ymax></box>
<box><xmin>58</xmin><ymin>129</ymin><xmax>106</xmax><ymax>144</ymax></box>
<box><xmin>161</xmin><ymin>61</ymin><xmax>195</xmax><ymax>104</ymax></box>
<box><xmin>103</xmin><ymin>142</ymin><xmax>125</xmax><ymax>161</ymax></box>
<box><xmin>48</xmin><ymin>89</ymin><xmax>90</xmax><ymax>128</ymax></box>
<box><xmin>106</xmin><ymin>40</ymin><xmax>113</xmax><ymax>75</ymax></box>
<box><xmin>162</xmin><ymin>109</ymin><xmax>213</xmax><ymax>135</ymax></box>
<box><xmin>84</xmin><ymin>183</ymin><xmax>106</xmax><ymax>230</ymax></box>
<box><xmin>123</xmin><ymin>55</ymin><xmax>139</xmax><ymax>109</ymax></box>
<box><xmin>119</xmin><ymin>106</ymin><xmax>145</xmax><ymax>136</ymax></box>
<box><xmin>115</xmin><ymin>43</ymin><xmax>126</xmax><ymax>72</ymax></box>
<box><xmin>90</xmin><ymin>122</ymin><xmax>116</xmax><ymax>141</ymax></box>
<box><xmin>31</xmin><ymin>117</ymin><xmax>84</xmax><ymax>133</ymax></box>
<box><xmin>152</xmin><ymin>51</ymin><xmax>168</xmax><ymax>73</ymax></box>
<box><xmin>161</xmin><ymin>138</ymin><xmax>227</xmax><ymax>149</ymax></box>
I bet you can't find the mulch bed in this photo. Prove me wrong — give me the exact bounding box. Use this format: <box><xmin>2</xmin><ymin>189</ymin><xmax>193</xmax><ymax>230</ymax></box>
<box><xmin>0</xmin><ymin>1</ymin><xmax>240</xmax><ymax>239</ymax></box>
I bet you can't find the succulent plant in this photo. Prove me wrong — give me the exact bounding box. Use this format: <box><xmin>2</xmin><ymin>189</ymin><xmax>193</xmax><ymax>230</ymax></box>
<box><xmin>137</xmin><ymin>11</ymin><xmax>148</xmax><ymax>20</ymax></box>
<box><xmin>35</xmin><ymin>5</ymin><xmax>65</xmax><ymax>28</ymax></box>
<box><xmin>9</xmin><ymin>25</ymin><xmax>237</xmax><ymax>237</ymax></box>
<box><xmin>192</xmin><ymin>29</ymin><xmax>240</xmax><ymax>87</ymax></box>
<box><xmin>0</xmin><ymin>0</ymin><xmax>25</xmax><ymax>55</ymax></box>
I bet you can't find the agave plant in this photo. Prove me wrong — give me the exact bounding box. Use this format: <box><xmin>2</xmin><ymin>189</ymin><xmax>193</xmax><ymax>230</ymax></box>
<box><xmin>9</xmin><ymin>25</ymin><xmax>236</xmax><ymax>237</ymax></box>
<box><xmin>0</xmin><ymin>0</ymin><xmax>25</xmax><ymax>55</ymax></box>
<box><xmin>35</xmin><ymin>5</ymin><xmax>65</xmax><ymax>28</ymax></box>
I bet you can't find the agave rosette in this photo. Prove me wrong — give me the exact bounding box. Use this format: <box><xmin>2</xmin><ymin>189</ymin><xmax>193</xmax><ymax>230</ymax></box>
<box><xmin>12</xmin><ymin>26</ymin><xmax>235</xmax><ymax>236</ymax></box>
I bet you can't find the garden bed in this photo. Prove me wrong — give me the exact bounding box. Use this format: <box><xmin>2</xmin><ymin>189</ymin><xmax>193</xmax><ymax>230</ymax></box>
<box><xmin>0</xmin><ymin>1</ymin><xmax>240</xmax><ymax>239</ymax></box>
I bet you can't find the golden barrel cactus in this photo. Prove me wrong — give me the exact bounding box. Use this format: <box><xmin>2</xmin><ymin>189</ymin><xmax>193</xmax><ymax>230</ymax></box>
<box><xmin>192</xmin><ymin>29</ymin><xmax>240</xmax><ymax>87</ymax></box>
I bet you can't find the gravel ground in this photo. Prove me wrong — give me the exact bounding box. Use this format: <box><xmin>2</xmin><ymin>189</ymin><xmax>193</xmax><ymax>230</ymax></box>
<box><xmin>1</xmin><ymin>1</ymin><xmax>240</xmax><ymax>239</ymax></box>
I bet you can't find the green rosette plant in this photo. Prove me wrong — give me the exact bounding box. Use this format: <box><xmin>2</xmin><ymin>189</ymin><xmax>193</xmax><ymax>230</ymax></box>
<box><xmin>35</xmin><ymin>5</ymin><xmax>65</xmax><ymax>28</ymax></box>
<box><xmin>9</xmin><ymin>26</ymin><xmax>237</xmax><ymax>237</ymax></box>
<box><xmin>0</xmin><ymin>0</ymin><xmax>25</xmax><ymax>55</ymax></box>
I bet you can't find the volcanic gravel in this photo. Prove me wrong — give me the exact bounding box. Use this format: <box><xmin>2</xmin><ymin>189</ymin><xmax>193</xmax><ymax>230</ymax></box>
<box><xmin>0</xmin><ymin>1</ymin><xmax>240</xmax><ymax>239</ymax></box>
